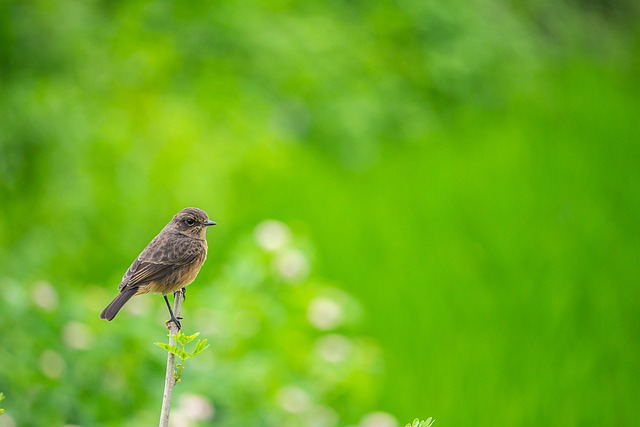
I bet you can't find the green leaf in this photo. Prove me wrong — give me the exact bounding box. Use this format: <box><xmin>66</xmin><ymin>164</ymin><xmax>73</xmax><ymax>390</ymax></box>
<box><xmin>156</xmin><ymin>330</ymin><xmax>209</xmax><ymax>382</ymax></box>
<box><xmin>406</xmin><ymin>418</ymin><xmax>434</xmax><ymax>427</ymax></box>
<box><xmin>156</xmin><ymin>343</ymin><xmax>181</xmax><ymax>356</ymax></box>
<box><xmin>180</xmin><ymin>332</ymin><xmax>200</xmax><ymax>345</ymax></box>
<box><xmin>193</xmin><ymin>339</ymin><xmax>210</xmax><ymax>355</ymax></box>
<box><xmin>155</xmin><ymin>342</ymin><xmax>171</xmax><ymax>351</ymax></box>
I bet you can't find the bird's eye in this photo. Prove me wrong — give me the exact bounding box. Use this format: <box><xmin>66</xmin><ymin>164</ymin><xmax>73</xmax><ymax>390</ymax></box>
<box><xmin>185</xmin><ymin>218</ymin><xmax>195</xmax><ymax>226</ymax></box>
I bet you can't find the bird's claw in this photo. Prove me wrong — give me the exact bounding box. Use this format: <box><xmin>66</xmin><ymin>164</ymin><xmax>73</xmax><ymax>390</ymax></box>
<box><xmin>166</xmin><ymin>317</ymin><xmax>182</xmax><ymax>330</ymax></box>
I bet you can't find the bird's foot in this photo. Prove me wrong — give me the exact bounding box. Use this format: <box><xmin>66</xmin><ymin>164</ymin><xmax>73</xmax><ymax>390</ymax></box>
<box><xmin>166</xmin><ymin>316</ymin><xmax>182</xmax><ymax>330</ymax></box>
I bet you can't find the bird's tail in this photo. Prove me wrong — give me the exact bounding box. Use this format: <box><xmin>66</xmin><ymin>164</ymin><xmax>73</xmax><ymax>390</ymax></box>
<box><xmin>100</xmin><ymin>287</ymin><xmax>139</xmax><ymax>321</ymax></box>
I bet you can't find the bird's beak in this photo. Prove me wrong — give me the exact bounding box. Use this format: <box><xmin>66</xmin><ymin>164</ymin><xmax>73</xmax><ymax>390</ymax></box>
<box><xmin>205</xmin><ymin>220</ymin><xmax>217</xmax><ymax>226</ymax></box>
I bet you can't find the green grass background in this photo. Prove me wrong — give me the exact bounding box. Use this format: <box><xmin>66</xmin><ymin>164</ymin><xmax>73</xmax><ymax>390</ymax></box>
<box><xmin>1</xmin><ymin>1</ymin><xmax>639</xmax><ymax>426</ymax></box>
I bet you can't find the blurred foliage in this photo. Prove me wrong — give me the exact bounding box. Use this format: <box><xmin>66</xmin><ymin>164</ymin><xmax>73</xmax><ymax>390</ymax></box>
<box><xmin>405</xmin><ymin>419</ymin><xmax>434</xmax><ymax>427</ymax></box>
<box><xmin>0</xmin><ymin>222</ymin><xmax>382</xmax><ymax>427</ymax></box>
<box><xmin>1</xmin><ymin>0</ymin><xmax>639</xmax><ymax>426</ymax></box>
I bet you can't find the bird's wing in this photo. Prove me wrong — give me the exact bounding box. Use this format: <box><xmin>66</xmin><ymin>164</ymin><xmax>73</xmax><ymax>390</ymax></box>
<box><xmin>117</xmin><ymin>235</ymin><xmax>201</xmax><ymax>290</ymax></box>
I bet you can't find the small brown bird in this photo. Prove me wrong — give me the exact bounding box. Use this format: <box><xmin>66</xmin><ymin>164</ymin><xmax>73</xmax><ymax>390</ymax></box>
<box><xmin>100</xmin><ymin>208</ymin><xmax>216</xmax><ymax>328</ymax></box>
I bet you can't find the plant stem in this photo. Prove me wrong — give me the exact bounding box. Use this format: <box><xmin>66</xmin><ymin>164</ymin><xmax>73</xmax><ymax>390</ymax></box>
<box><xmin>158</xmin><ymin>291</ymin><xmax>184</xmax><ymax>427</ymax></box>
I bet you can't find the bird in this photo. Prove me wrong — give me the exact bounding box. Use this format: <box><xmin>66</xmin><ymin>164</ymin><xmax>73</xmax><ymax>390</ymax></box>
<box><xmin>100</xmin><ymin>207</ymin><xmax>216</xmax><ymax>329</ymax></box>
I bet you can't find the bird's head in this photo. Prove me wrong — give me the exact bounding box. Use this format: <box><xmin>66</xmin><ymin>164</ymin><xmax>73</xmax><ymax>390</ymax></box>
<box><xmin>171</xmin><ymin>207</ymin><xmax>216</xmax><ymax>238</ymax></box>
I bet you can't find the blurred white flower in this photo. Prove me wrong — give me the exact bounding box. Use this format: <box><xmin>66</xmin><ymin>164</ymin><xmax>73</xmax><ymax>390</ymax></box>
<box><xmin>180</xmin><ymin>393</ymin><xmax>214</xmax><ymax>421</ymax></box>
<box><xmin>169</xmin><ymin>394</ymin><xmax>214</xmax><ymax>427</ymax></box>
<box><xmin>168</xmin><ymin>410</ymin><xmax>191</xmax><ymax>427</ymax></box>
<box><xmin>254</xmin><ymin>220</ymin><xmax>291</xmax><ymax>251</ymax></box>
<box><xmin>315</xmin><ymin>334</ymin><xmax>353</xmax><ymax>363</ymax></box>
<box><xmin>32</xmin><ymin>280</ymin><xmax>58</xmax><ymax>311</ymax></box>
<box><xmin>40</xmin><ymin>350</ymin><xmax>65</xmax><ymax>379</ymax></box>
<box><xmin>359</xmin><ymin>411</ymin><xmax>398</xmax><ymax>427</ymax></box>
<box><xmin>307</xmin><ymin>405</ymin><xmax>339</xmax><ymax>427</ymax></box>
<box><xmin>0</xmin><ymin>413</ymin><xmax>17</xmax><ymax>427</ymax></box>
<box><xmin>275</xmin><ymin>249</ymin><xmax>310</xmax><ymax>282</ymax></box>
<box><xmin>277</xmin><ymin>386</ymin><xmax>312</xmax><ymax>413</ymax></box>
<box><xmin>62</xmin><ymin>321</ymin><xmax>92</xmax><ymax>350</ymax></box>
<box><xmin>308</xmin><ymin>297</ymin><xmax>343</xmax><ymax>330</ymax></box>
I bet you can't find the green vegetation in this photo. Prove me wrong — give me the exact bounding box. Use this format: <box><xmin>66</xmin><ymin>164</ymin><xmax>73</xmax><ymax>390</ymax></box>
<box><xmin>156</xmin><ymin>331</ymin><xmax>210</xmax><ymax>382</ymax></box>
<box><xmin>1</xmin><ymin>0</ymin><xmax>639</xmax><ymax>426</ymax></box>
<box><xmin>406</xmin><ymin>419</ymin><xmax>435</xmax><ymax>427</ymax></box>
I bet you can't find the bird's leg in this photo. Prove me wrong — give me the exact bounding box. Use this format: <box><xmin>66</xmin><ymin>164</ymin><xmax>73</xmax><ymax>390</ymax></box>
<box><xmin>176</xmin><ymin>287</ymin><xmax>186</xmax><ymax>302</ymax></box>
<box><xmin>164</xmin><ymin>295</ymin><xmax>182</xmax><ymax>330</ymax></box>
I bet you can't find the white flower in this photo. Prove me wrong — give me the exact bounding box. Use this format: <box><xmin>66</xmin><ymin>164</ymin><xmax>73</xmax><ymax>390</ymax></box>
<box><xmin>275</xmin><ymin>249</ymin><xmax>310</xmax><ymax>282</ymax></box>
<box><xmin>315</xmin><ymin>334</ymin><xmax>353</xmax><ymax>363</ymax></box>
<box><xmin>63</xmin><ymin>321</ymin><xmax>91</xmax><ymax>350</ymax></box>
<box><xmin>32</xmin><ymin>281</ymin><xmax>58</xmax><ymax>311</ymax></box>
<box><xmin>254</xmin><ymin>220</ymin><xmax>291</xmax><ymax>251</ymax></box>
<box><xmin>40</xmin><ymin>350</ymin><xmax>65</xmax><ymax>379</ymax></box>
<box><xmin>308</xmin><ymin>297</ymin><xmax>343</xmax><ymax>330</ymax></box>
<box><xmin>359</xmin><ymin>411</ymin><xmax>398</xmax><ymax>427</ymax></box>
<box><xmin>277</xmin><ymin>386</ymin><xmax>312</xmax><ymax>413</ymax></box>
